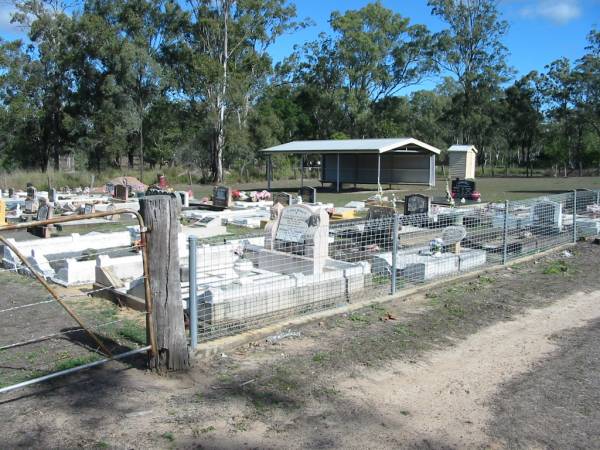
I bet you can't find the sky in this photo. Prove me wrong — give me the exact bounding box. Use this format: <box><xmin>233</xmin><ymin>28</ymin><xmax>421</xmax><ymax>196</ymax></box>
<box><xmin>0</xmin><ymin>0</ymin><xmax>598</xmax><ymax>90</ymax></box>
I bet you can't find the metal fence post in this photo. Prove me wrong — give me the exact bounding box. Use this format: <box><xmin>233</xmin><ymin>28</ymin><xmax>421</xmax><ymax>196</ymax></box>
<box><xmin>573</xmin><ymin>190</ymin><xmax>577</xmax><ymax>243</ymax></box>
<box><xmin>391</xmin><ymin>213</ymin><xmax>399</xmax><ymax>295</ymax></box>
<box><xmin>502</xmin><ymin>200</ymin><xmax>509</xmax><ymax>265</ymax></box>
<box><xmin>188</xmin><ymin>235</ymin><xmax>198</xmax><ymax>350</ymax></box>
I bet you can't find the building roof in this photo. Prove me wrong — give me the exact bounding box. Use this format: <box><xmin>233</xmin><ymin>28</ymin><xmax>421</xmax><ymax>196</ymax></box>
<box><xmin>448</xmin><ymin>144</ymin><xmax>478</xmax><ymax>154</ymax></box>
<box><xmin>261</xmin><ymin>138</ymin><xmax>441</xmax><ymax>155</ymax></box>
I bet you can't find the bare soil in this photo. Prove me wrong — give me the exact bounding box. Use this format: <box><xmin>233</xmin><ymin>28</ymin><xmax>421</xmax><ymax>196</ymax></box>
<box><xmin>1</xmin><ymin>242</ymin><xmax>600</xmax><ymax>449</ymax></box>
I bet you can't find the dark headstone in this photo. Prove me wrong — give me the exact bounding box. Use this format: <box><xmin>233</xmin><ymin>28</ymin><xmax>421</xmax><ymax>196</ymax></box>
<box><xmin>451</xmin><ymin>179</ymin><xmax>476</xmax><ymax>200</ymax></box>
<box><xmin>8</xmin><ymin>188</ymin><xmax>14</xmax><ymax>198</ymax></box>
<box><xmin>49</xmin><ymin>188</ymin><xmax>57</xmax><ymax>203</ymax></box>
<box><xmin>298</xmin><ymin>186</ymin><xmax>317</xmax><ymax>204</ymax></box>
<box><xmin>114</xmin><ymin>184</ymin><xmax>128</xmax><ymax>201</ymax></box>
<box><xmin>404</xmin><ymin>194</ymin><xmax>431</xmax><ymax>216</ymax></box>
<box><xmin>531</xmin><ymin>200</ymin><xmax>562</xmax><ymax>231</ymax></box>
<box><xmin>212</xmin><ymin>186</ymin><xmax>231</xmax><ymax>208</ymax></box>
<box><xmin>26</xmin><ymin>185</ymin><xmax>37</xmax><ymax>200</ymax></box>
<box><xmin>274</xmin><ymin>192</ymin><xmax>292</xmax><ymax>207</ymax></box>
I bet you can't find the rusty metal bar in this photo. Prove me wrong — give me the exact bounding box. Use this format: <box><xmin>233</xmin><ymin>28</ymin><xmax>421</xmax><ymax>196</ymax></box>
<box><xmin>0</xmin><ymin>209</ymin><xmax>158</xmax><ymax>358</ymax></box>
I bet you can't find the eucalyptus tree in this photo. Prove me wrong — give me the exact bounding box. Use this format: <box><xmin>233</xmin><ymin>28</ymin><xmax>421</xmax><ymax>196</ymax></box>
<box><xmin>164</xmin><ymin>0</ymin><xmax>300</xmax><ymax>182</ymax></box>
<box><xmin>428</xmin><ymin>0</ymin><xmax>511</xmax><ymax>146</ymax></box>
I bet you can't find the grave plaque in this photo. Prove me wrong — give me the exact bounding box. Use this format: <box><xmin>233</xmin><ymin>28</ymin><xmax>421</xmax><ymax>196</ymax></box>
<box><xmin>404</xmin><ymin>194</ymin><xmax>431</xmax><ymax>216</ymax></box>
<box><xmin>531</xmin><ymin>200</ymin><xmax>562</xmax><ymax>231</ymax></box>
<box><xmin>114</xmin><ymin>184</ymin><xmax>128</xmax><ymax>201</ymax></box>
<box><xmin>84</xmin><ymin>204</ymin><xmax>95</xmax><ymax>215</ymax></box>
<box><xmin>213</xmin><ymin>186</ymin><xmax>231</xmax><ymax>209</ymax></box>
<box><xmin>451</xmin><ymin>179</ymin><xmax>476</xmax><ymax>200</ymax></box>
<box><xmin>276</xmin><ymin>205</ymin><xmax>314</xmax><ymax>243</ymax></box>
<box><xmin>36</xmin><ymin>203</ymin><xmax>54</xmax><ymax>221</ymax></box>
<box><xmin>274</xmin><ymin>192</ymin><xmax>292</xmax><ymax>207</ymax></box>
<box><xmin>298</xmin><ymin>186</ymin><xmax>317</xmax><ymax>204</ymax></box>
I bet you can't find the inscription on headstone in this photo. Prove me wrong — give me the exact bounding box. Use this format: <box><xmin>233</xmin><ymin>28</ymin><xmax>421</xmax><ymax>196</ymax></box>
<box><xmin>404</xmin><ymin>194</ymin><xmax>431</xmax><ymax>216</ymax></box>
<box><xmin>298</xmin><ymin>186</ymin><xmax>317</xmax><ymax>204</ymax></box>
<box><xmin>212</xmin><ymin>186</ymin><xmax>231</xmax><ymax>208</ymax></box>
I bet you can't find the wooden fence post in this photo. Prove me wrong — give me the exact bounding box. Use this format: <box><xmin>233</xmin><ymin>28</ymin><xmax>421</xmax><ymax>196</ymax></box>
<box><xmin>140</xmin><ymin>195</ymin><xmax>190</xmax><ymax>371</ymax></box>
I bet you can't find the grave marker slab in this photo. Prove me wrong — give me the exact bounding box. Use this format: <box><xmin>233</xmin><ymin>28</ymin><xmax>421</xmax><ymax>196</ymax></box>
<box><xmin>271</xmin><ymin>204</ymin><xmax>329</xmax><ymax>273</ymax></box>
<box><xmin>531</xmin><ymin>199</ymin><xmax>563</xmax><ymax>232</ymax></box>
<box><xmin>274</xmin><ymin>192</ymin><xmax>292</xmax><ymax>207</ymax></box>
<box><xmin>404</xmin><ymin>194</ymin><xmax>431</xmax><ymax>216</ymax></box>
<box><xmin>298</xmin><ymin>186</ymin><xmax>317</xmax><ymax>204</ymax></box>
<box><xmin>114</xmin><ymin>184</ymin><xmax>129</xmax><ymax>201</ymax></box>
<box><xmin>213</xmin><ymin>186</ymin><xmax>231</xmax><ymax>209</ymax></box>
<box><xmin>49</xmin><ymin>188</ymin><xmax>57</xmax><ymax>203</ymax></box>
<box><xmin>451</xmin><ymin>179</ymin><xmax>476</xmax><ymax>200</ymax></box>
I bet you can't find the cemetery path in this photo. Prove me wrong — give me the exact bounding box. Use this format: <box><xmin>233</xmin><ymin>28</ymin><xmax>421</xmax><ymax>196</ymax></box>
<box><xmin>334</xmin><ymin>289</ymin><xmax>600</xmax><ymax>449</ymax></box>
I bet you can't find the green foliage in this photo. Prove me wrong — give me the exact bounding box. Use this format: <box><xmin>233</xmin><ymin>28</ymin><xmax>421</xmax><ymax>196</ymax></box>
<box><xmin>543</xmin><ymin>260</ymin><xmax>571</xmax><ymax>275</ymax></box>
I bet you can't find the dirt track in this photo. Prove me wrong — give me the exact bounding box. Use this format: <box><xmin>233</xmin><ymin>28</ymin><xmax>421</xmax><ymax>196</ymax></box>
<box><xmin>1</xmin><ymin>242</ymin><xmax>600</xmax><ymax>449</ymax></box>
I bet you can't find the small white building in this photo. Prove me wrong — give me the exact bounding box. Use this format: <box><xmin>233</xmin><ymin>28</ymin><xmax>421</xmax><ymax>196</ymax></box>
<box><xmin>448</xmin><ymin>145</ymin><xmax>478</xmax><ymax>180</ymax></box>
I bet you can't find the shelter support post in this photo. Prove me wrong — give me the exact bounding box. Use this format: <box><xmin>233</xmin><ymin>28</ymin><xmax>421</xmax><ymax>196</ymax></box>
<box><xmin>301</xmin><ymin>154</ymin><xmax>304</xmax><ymax>188</ymax></box>
<box><xmin>377</xmin><ymin>153</ymin><xmax>381</xmax><ymax>191</ymax></box>
<box><xmin>267</xmin><ymin>154</ymin><xmax>272</xmax><ymax>191</ymax></box>
<box><xmin>336</xmin><ymin>153</ymin><xmax>340</xmax><ymax>193</ymax></box>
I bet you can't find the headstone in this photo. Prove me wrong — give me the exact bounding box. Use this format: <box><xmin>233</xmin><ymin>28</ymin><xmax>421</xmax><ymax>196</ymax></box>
<box><xmin>114</xmin><ymin>184</ymin><xmax>128</xmax><ymax>201</ymax></box>
<box><xmin>84</xmin><ymin>204</ymin><xmax>95</xmax><ymax>215</ymax></box>
<box><xmin>273</xmin><ymin>192</ymin><xmax>292</xmax><ymax>207</ymax></box>
<box><xmin>271</xmin><ymin>204</ymin><xmax>329</xmax><ymax>274</ymax></box>
<box><xmin>8</xmin><ymin>188</ymin><xmax>14</xmax><ymax>198</ymax></box>
<box><xmin>177</xmin><ymin>191</ymin><xmax>190</xmax><ymax>208</ymax></box>
<box><xmin>298</xmin><ymin>186</ymin><xmax>317</xmax><ymax>204</ymax></box>
<box><xmin>212</xmin><ymin>186</ymin><xmax>231</xmax><ymax>209</ymax></box>
<box><xmin>36</xmin><ymin>202</ymin><xmax>54</xmax><ymax>221</ymax></box>
<box><xmin>531</xmin><ymin>200</ymin><xmax>563</xmax><ymax>231</ymax></box>
<box><xmin>265</xmin><ymin>203</ymin><xmax>285</xmax><ymax>250</ymax></box>
<box><xmin>25</xmin><ymin>198</ymin><xmax>39</xmax><ymax>214</ymax></box>
<box><xmin>441</xmin><ymin>225</ymin><xmax>467</xmax><ymax>254</ymax></box>
<box><xmin>26</xmin><ymin>185</ymin><xmax>37</xmax><ymax>201</ymax></box>
<box><xmin>49</xmin><ymin>188</ymin><xmax>57</xmax><ymax>203</ymax></box>
<box><xmin>451</xmin><ymin>179</ymin><xmax>476</xmax><ymax>200</ymax></box>
<box><xmin>404</xmin><ymin>194</ymin><xmax>431</xmax><ymax>216</ymax></box>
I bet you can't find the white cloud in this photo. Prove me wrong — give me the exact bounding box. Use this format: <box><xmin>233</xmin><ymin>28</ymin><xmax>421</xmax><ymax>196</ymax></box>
<box><xmin>0</xmin><ymin>2</ymin><xmax>22</xmax><ymax>35</ymax></box>
<box><xmin>519</xmin><ymin>0</ymin><xmax>582</xmax><ymax>24</ymax></box>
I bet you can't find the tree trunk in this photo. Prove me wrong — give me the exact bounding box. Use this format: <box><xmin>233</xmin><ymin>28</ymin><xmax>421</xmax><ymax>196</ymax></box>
<box><xmin>140</xmin><ymin>97</ymin><xmax>145</xmax><ymax>184</ymax></box>
<box><xmin>140</xmin><ymin>195</ymin><xmax>190</xmax><ymax>372</ymax></box>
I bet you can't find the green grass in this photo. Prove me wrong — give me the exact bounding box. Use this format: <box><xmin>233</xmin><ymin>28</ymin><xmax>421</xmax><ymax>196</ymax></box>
<box><xmin>53</xmin><ymin>354</ymin><xmax>102</xmax><ymax>372</ymax></box>
<box><xmin>161</xmin><ymin>432</ymin><xmax>175</xmax><ymax>442</ymax></box>
<box><xmin>117</xmin><ymin>320</ymin><xmax>147</xmax><ymax>345</ymax></box>
<box><xmin>543</xmin><ymin>260</ymin><xmax>571</xmax><ymax>275</ymax></box>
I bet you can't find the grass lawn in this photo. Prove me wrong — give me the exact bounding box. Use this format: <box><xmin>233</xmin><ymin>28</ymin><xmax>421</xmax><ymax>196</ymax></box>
<box><xmin>175</xmin><ymin>176</ymin><xmax>600</xmax><ymax>206</ymax></box>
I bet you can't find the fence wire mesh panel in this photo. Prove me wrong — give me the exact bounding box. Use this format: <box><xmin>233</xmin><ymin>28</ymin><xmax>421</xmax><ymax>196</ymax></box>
<box><xmin>0</xmin><ymin>212</ymin><xmax>150</xmax><ymax>392</ymax></box>
<box><xmin>187</xmin><ymin>190</ymin><xmax>600</xmax><ymax>343</ymax></box>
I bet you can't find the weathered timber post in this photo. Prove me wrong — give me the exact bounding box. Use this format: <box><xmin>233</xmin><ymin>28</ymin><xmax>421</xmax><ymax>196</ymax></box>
<box><xmin>140</xmin><ymin>195</ymin><xmax>190</xmax><ymax>371</ymax></box>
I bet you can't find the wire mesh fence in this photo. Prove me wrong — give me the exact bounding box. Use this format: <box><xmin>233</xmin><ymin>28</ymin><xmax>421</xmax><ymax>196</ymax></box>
<box><xmin>186</xmin><ymin>190</ymin><xmax>600</xmax><ymax>344</ymax></box>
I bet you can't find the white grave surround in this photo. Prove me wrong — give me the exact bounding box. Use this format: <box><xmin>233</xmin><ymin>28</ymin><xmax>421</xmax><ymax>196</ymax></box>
<box><xmin>2</xmin><ymin>231</ymin><xmax>133</xmax><ymax>271</ymax></box>
<box><xmin>372</xmin><ymin>244</ymin><xmax>487</xmax><ymax>282</ymax></box>
<box><xmin>52</xmin><ymin>253</ymin><xmax>144</xmax><ymax>287</ymax></box>
<box><xmin>171</xmin><ymin>212</ymin><xmax>371</xmax><ymax>326</ymax></box>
